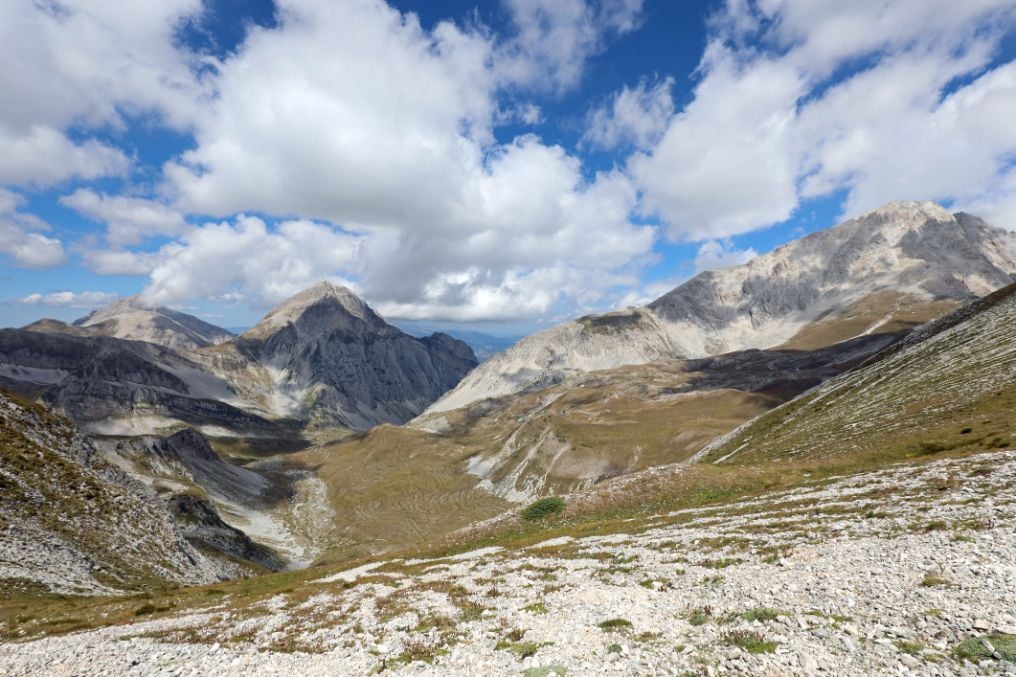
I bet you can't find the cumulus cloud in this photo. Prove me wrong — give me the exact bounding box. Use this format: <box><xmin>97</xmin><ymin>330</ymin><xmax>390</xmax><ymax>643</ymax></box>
<box><xmin>495</xmin><ymin>0</ymin><xmax>645</xmax><ymax>92</ymax></box>
<box><xmin>154</xmin><ymin>0</ymin><xmax>654</xmax><ymax>320</ymax></box>
<box><xmin>632</xmin><ymin>0</ymin><xmax>1016</xmax><ymax>240</ymax></box>
<box><xmin>585</xmin><ymin>76</ymin><xmax>674</xmax><ymax>150</ymax></box>
<box><xmin>20</xmin><ymin>290</ymin><xmax>119</xmax><ymax>308</ymax></box>
<box><xmin>0</xmin><ymin>0</ymin><xmax>207</xmax><ymax>186</ymax></box>
<box><xmin>0</xmin><ymin>127</ymin><xmax>129</xmax><ymax>187</ymax></box>
<box><xmin>61</xmin><ymin>189</ymin><xmax>190</xmax><ymax>247</ymax></box>
<box><xmin>140</xmin><ymin>216</ymin><xmax>363</xmax><ymax>309</ymax></box>
<box><xmin>0</xmin><ymin>189</ymin><xmax>66</xmax><ymax>268</ymax></box>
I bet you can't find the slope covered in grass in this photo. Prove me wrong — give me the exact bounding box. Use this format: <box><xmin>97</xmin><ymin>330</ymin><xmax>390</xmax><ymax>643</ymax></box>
<box><xmin>703</xmin><ymin>282</ymin><xmax>1016</xmax><ymax>466</ymax></box>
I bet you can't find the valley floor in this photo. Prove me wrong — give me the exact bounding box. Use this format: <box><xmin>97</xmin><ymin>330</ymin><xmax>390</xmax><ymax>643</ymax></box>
<box><xmin>2</xmin><ymin>450</ymin><xmax>1015</xmax><ymax>676</ymax></box>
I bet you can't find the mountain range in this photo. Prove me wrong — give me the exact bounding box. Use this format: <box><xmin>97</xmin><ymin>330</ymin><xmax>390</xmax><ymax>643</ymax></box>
<box><xmin>3</xmin><ymin>282</ymin><xmax>476</xmax><ymax>436</ymax></box>
<box><xmin>3</xmin><ymin>199</ymin><xmax>1016</xmax><ymax>592</ymax></box>
<box><xmin>427</xmin><ymin>201</ymin><xmax>1016</xmax><ymax>413</ymax></box>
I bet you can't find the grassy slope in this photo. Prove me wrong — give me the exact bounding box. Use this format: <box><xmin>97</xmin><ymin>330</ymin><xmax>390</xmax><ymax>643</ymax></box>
<box><xmin>703</xmin><ymin>283</ymin><xmax>1016</xmax><ymax>465</ymax></box>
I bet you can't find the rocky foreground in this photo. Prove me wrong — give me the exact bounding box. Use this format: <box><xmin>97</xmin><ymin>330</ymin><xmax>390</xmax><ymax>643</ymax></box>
<box><xmin>3</xmin><ymin>450</ymin><xmax>1015</xmax><ymax>676</ymax></box>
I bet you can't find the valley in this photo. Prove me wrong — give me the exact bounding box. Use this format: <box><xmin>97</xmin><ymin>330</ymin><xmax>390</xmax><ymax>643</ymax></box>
<box><xmin>2</xmin><ymin>201</ymin><xmax>1016</xmax><ymax>675</ymax></box>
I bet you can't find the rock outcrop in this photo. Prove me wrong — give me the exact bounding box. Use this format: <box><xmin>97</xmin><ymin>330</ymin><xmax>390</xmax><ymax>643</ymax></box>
<box><xmin>218</xmin><ymin>282</ymin><xmax>478</xmax><ymax>429</ymax></box>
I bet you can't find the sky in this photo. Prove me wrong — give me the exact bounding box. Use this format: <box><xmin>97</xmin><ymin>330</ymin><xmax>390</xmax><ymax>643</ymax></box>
<box><xmin>2</xmin><ymin>0</ymin><xmax>1016</xmax><ymax>335</ymax></box>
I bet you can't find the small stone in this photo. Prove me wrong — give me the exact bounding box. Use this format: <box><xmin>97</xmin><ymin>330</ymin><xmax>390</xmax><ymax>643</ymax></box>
<box><xmin>799</xmin><ymin>653</ymin><xmax>819</xmax><ymax>673</ymax></box>
<box><xmin>982</xmin><ymin>639</ymin><xmax>996</xmax><ymax>654</ymax></box>
<box><xmin>973</xmin><ymin>619</ymin><xmax>991</xmax><ymax>632</ymax></box>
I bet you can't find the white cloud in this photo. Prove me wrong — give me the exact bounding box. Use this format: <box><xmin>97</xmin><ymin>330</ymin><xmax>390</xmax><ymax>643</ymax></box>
<box><xmin>632</xmin><ymin>0</ymin><xmax>1016</xmax><ymax>240</ymax></box>
<box><xmin>495</xmin><ymin>0</ymin><xmax>645</xmax><ymax>93</ymax></box>
<box><xmin>693</xmin><ymin>240</ymin><xmax>758</xmax><ymax>273</ymax></box>
<box><xmin>0</xmin><ymin>0</ymin><xmax>207</xmax><ymax>186</ymax></box>
<box><xmin>585</xmin><ymin>76</ymin><xmax>674</xmax><ymax>150</ymax></box>
<box><xmin>0</xmin><ymin>126</ymin><xmax>128</xmax><ymax>187</ymax></box>
<box><xmin>0</xmin><ymin>188</ymin><xmax>66</xmax><ymax>268</ymax></box>
<box><xmin>61</xmin><ymin>189</ymin><xmax>189</xmax><ymax>247</ymax></box>
<box><xmin>630</xmin><ymin>47</ymin><xmax>804</xmax><ymax>239</ymax></box>
<box><xmin>154</xmin><ymin>0</ymin><xmax>655</xmax><ymax>320</ymax></box>
<box><xmin>140</xmin><ymin>216</ymin><xmax>364</xmax><ymax>309</ymax></box>
<box><xmin>954</xmin><ymin>166</ymin><xmax>1016</xmax><ymax>231</ymax></box>
<box><xmin>20</xmin><ymin>290</ymin><xmax>119</xmax><ymax>308</ymax></box>
<box><xmin>81</xmin><ymin>249</ymin><xmax>161</xmax><ymax>276</ymax></box>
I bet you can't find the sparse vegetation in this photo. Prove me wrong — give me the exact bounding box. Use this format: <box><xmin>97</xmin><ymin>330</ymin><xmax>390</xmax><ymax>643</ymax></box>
<box><xmin>522</xmin><ymin>497</ymin><xmax>567</xmax><ymax>521</ymax></box>
<box><xmin>920</xmin><ymin>573</ymin><xmax>951</xmax><ymax>587</ymax></box>
<box><xmin>597</xmin><ymin>618</ymin><xmax>633</xmax><ymax>631</ymax></box>
<box><xmin>724</xmin><ymin>630</ymin><xmax>777</xmax><ymax>654</ymax></box>
<box><xmin>954</xmin><ymin>634</ymin><xmax>1016</xmax><ymax>662</ymax></box>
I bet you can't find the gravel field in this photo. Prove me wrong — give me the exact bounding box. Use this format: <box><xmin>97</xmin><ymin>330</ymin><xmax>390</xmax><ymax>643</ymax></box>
<box><xmin>3</xmin><ymin>450</ymin><xmax>1015</xmax><ymax>676</ymax></box>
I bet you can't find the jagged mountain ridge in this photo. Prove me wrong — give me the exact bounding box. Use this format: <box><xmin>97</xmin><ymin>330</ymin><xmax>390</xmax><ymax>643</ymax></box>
<box><xmin>0</xmin><ymin>329</ymin><xmax>280</xmax><ymax>436</ymax></box>
<box><xmin>427</xmin><ymin>201</ymin><xmax>1016</xmax><ymax>413</ymax></box>
<box><xmin>210</xmin><ymin>282</ymin><xmax>478</xmax><ymax>430</ymax></box>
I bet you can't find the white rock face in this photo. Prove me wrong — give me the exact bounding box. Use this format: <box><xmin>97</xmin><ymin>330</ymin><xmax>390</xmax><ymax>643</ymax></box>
<box><xmin>75</xmin><ymin>296</ymin><xmax>234</xmax><ymax>352</ymax></box>
<box><xmin>427</xmin><ymin>201</ymin><xmax>1016</xmax><ymax>413</ymax></box>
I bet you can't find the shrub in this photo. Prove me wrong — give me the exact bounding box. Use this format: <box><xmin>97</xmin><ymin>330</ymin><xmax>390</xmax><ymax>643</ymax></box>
<box><xmin>522</xmin><ymin>496</ymin><xmax>566</xmax><ymax>521</ymax></box>
<box><xmin>598</xmin><ymin>618</ymin><xmax>633</xmax><ymax>631</ymax></box>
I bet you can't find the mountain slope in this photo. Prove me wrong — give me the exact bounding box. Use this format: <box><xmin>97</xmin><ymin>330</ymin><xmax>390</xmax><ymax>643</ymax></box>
<box><xmin>428</xmin><ymin>201</ymin><xmax>1016</xmax><ymax>413</ymax></box>
<box><xmin>0</xmin><ymin>390</ymin><xmax>241</xmax><ymax>595</ymax></box>
<box><xmin>700</xmin><ymin>281</ymin><xmax>1016</xmax><ymax>466</ymax></box>
<box><xmin>0</xmin><ymin>329</ymin><xmax>281</xmax><ymax>436</ymax></box>
<box><xmin>208</xmin><ymin>282</ymin><xmax>477</xmax><ymax>430</ymax></box>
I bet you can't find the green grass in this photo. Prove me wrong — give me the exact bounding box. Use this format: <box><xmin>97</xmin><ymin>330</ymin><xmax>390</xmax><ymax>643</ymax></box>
<box><xmin>597</xmin><ymin>618</ymin><xmax>633</xmax><ymax>631</ymax></box>
<box><xmin>738</xmin><ymin>607</ymin><xmax>785</xmax><ymax>623</ymax></box>
<box><xmin>955</xmin><ymin>634</ymin><xmax>1016</xmax><ymax>662</ymax></box>
<box><xmin>688</xmin><ymin>607</ymin><xmax>712</xmax><ymax>626</ymax></box>
<box><xmin>896</xmin><ymin>640</ymin><xmax>924</xmax><ymax>656</ymax></box>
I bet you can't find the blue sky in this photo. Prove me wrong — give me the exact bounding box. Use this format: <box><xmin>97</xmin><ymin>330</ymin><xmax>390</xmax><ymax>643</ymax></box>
<box><xmin>2</xmin><ymin>0</ymin><xmax>1015</xmax><ymax>335</ymax></box>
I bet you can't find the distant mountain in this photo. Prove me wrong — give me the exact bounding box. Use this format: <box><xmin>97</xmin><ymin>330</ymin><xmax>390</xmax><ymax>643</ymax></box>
<box><xmin>216</xmin><ymin>282</ymin><xmax>478</xmax><ymax>430</ymax></box>
<box><xmin>0</xmin><ymin>328</ymin><xmax>281</xmax><ymax>436</ymax></box>
<box><xmin>428</xmin><ymin>201</ymin><xmax>1016</xmax><ymax>414</ymax></box>
<box><xmin>70</xmin><ymin>296</ymin><xmax>234</xmax><ymax>352</ymax></box>
<box><xmin>4</xmin><ymin>283</ymin><xmax>477</xmax><ymax>435</ymax></box>
<box><xmin>393</xmin><ymin>321</ymin><xmax>522</xmax><ymax>360</ymax></box>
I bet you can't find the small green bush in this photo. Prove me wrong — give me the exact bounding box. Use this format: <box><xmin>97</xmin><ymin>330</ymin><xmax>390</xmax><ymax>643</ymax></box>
<box><xmin>597</xmin><ymin>618</ymin><xmax>633</xmax><ymax>631</ymax></box>
<box><xmin>955</xmin><ymin>634</ymin><xmax>1016</xmax><ymax>662</ymax></box>
<box><xmin>522</xmin><ymin>496</ymin><xmax>566</xmax><ymax>521</ymax></box>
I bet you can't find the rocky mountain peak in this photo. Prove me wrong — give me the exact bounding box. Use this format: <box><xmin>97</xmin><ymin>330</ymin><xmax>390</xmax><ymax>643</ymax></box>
<box><xmin>241</xmin><ymin>282</ymin><xmax>385</xmax><ymax>340</ymax></box>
